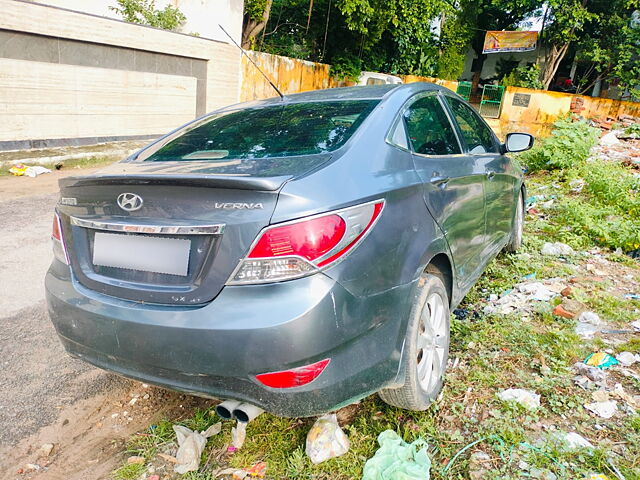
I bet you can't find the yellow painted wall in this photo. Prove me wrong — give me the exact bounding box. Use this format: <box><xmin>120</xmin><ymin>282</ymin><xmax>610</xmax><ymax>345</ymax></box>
<box><xmin>240</xmin><ymin>51</ymin><xmax>338</xmax><ymax>101</ymax></box>
<box><xmin>496</xmin><ymin>87</ymin><xmax>640</xmax><ymax>138</ymax></box>
<box><xmin>400</xmin><ymin>74</ymin><xmax>458</xmax><ymax>93</ymax></box>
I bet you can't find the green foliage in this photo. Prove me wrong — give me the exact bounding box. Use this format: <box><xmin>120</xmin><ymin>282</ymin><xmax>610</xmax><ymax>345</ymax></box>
<box><xmin>521</xmin><ymin>117</ymin><xmax>600</xmax><ymax>172</ymax></box>
<box><xmin>329</xmin><ymin>55</ymin><xmax>362</xmax><ymax>81</ymax></box>
<box><xmin>245</xmin><ymin>0</ymin><xmax>271</xmax><ymax>22</ymax></box>
<box><xmin>436</xmin><ymin>49</ymin><xmax>466</xmax><ymax>80</ymax></box>
<box><xmin>625</xmin><ymin>123</ymin><xmax>640</xmax><ymax>137</ymax></box>
<box><xmin>574</xmin><ymin>0</ymin><xmax>640</xmax><ymax>95</ymax></box>
<box><xmin>110</xmin><ymin>0</ymin><xmax>186</xmax><ymax>31</ymax></box>
<box><xmin>437</xmin><ymin>10</ymin><xmax>473</xmax><ymax>80</ymax></box>
<box><xmin>524</xmin><ymin>123</ymin><xmax>640</xmax><ymax>252</ymax></box>
<box><xmin>501</xmin><ymin>64</ymin><xmax>543</xmax><ymax>89</ymax></box>
<box><xmin>112</xmin><ymin>463</ymin><xmax>146</xmax><ymax>480</ymax></box>
<box><xmin>549</xmin><ymin>161</ymin><xmax>640</xmax><ymax>252</ymax></box>
<box><xmin>253</xmin><ymin>0</ymin><xmax>452</xmax><ymax>77</ymax></box>
<box><xmin>384</xmin><ymin>0</ymin><xmax>443</xmax><ymax>76</ymax></box>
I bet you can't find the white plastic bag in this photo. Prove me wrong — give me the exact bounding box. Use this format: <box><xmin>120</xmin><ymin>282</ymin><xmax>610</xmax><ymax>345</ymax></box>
<box><xmin>24</xmin><ymin>166</ymin><xmax>51</xmax><ymax>177</ymax></box>
<box><xmin>497</xmin><ymin>388</ymin><xmax>541</xmax><ymax>410</ymax></box>
<box><xmin>173</xmin><ymin>423</ymin><xmax>221</xmax><ymax>474</ymax></box>
<box><xmin>305</xmin><ymin>414</ymin><xmax>350</xmax><ymax>464</ymax></box>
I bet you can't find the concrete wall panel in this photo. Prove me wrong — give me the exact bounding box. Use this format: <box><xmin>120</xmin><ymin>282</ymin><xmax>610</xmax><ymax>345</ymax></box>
<box><xmin>0</xmin><ymin>58</ymin><xmax>196</xmax><ymax>141</ymax></box>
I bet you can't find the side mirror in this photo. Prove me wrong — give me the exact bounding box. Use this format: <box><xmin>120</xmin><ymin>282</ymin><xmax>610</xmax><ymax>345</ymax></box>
<box><xmin>504</xmin><ymin>133</ymin><xmax>534</xmax><ymax>153</ymax></box>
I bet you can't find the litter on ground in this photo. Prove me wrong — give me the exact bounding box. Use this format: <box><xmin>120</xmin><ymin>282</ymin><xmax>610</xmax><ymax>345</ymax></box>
<box><xmin>173</xmin><ymin>422</ymin><xmax>221</xmax><ymax>474</ymax></box>
<box><xmin>483</xmin><ymin>278</ymin><xmax>568</xmax><ymax>316</ymax></box>
<box><xmin>361</xmin><ymin>430</ymin><xmax>430</xmax><ymax>480</ymax></box>
<box><xmin>541</xmin><ymin>242</ymin><xmax>576</xmax><ymax>256</ymax></box>
<box><xmin>616</xmin><ymin>351</ymin><xmax>639</xmax><ymax>367</ymax></box>
<box><xmin>8</xmin><ymin>164</ymin><xmax>51</xmax><ymax>177</ymax></box>
<box><xmin>305</xmin><ymin>414</ymin><xmax>350</xmax><ymax>464</ymax></box>
<box><xmin>497</xmin><ymin>388</ymin><xmax>541</xmax><ymax>410</ymax></box>
<box><xmin>599</xmin><ymin>131</ymin><xmax>620</xmax><ymax>146</ymax></box>
<box><xmin>231</xmin><ymin>420</ymin><xmax>247</xmax><ymax>450</ymax></box>
<box><xmin>584</xmin><ymin>352</ymin><xmax>619</xmax><ymax>369</ymax></box>
<box><xmin>584</xmin><ymin>400</ymin><xmax>618</xmax><ymax>419</ymax></box>
<box><xmin>557</xmin><ymin>432</ymin><xmax>594</xmax><ymax>450</ymax></box>
<box><xmin>575</xmin><ymin>312</ymin><xmax>605</xmax><ymax>338</ymax></box>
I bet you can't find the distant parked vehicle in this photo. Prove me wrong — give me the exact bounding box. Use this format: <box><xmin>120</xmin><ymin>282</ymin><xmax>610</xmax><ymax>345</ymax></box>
<box><xmin>358</xmin><ymin>71</ymin><xmax>403</xmax><ymax>86</ymax></box>
<box><xmin>46</xmin><ymin>83</ymin><xmax>533</xmax><ymax>417</ymax></box>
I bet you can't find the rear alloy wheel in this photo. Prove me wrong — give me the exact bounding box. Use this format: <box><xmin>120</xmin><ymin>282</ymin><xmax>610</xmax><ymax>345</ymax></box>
<box><xmin>379</xmin><ymin>274</ymin><xmax>450</xmax><ymax>410</ymax></box>
<box><xmin>504</xmin><ymin>190</ymin><xmax>524</xmax><ymax>253</ymax></box>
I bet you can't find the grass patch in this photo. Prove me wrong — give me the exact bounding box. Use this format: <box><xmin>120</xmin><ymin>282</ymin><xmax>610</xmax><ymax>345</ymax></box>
<box><xmin>112</xmin><ymin>463</ymin><xmax>146</xmax><ymax>480</ymax></box>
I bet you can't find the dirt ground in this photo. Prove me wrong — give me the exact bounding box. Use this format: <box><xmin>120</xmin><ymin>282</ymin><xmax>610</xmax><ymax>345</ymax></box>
<box><xmin>0</xmin><ymin>169</ymin><xmax>211</xmax><ymax>480</ymax></box>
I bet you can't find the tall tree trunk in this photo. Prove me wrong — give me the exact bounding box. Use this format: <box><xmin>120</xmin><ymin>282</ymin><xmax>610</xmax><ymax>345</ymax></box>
<box><xmin>242</xmin><ymin>0</ymin><xmax>273</xmax><ymax>49</ymax></box>
<box><xmin>540</xmin><ymin>0</ymin><xmax>587</xmax><ymax>90</ymax></box>
<box><xmin>306</xmin><ymin>0</ymin><xmax>314</xmax><ymax>32</ymax></box>
<box><xmin>541</xmin><ymin>41</ymin><xmax>571</xmax><ymax>89</ymax></box>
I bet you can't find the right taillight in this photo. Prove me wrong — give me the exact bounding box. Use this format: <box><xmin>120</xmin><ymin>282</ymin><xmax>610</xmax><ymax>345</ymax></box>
<box><xmin>52</xmin><ymin>212</ymin><xmax>69</xmax><ymax>265</ymax></box>
<box><xmin>227</xmin><ymin>200</ymin><xmax>384</xmax><ymax>285</ymax></box>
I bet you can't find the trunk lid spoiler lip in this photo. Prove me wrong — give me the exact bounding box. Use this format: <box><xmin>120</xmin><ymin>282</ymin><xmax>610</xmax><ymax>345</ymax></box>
<box><xmin>58</xmin><ymin>174</ymin><xmax>293</xmax><ymax>192</ymax></box>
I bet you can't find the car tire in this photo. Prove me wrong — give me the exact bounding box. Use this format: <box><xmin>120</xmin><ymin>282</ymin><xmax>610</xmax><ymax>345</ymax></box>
<box><xmin>379</xmin><ymin>273</ymin><xmax>450</xmax><ymax>410</ymax></box>
<box><xmin>504</xmin><ymin>190</ymin><xmax>524</xmax><ymax>253</ymax></box>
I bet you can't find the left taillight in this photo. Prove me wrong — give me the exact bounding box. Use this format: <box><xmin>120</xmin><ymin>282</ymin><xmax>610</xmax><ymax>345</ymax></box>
<box><xmin>255</xmin><ymin>358</ymin><xmax>330</xmax><ymax>388</ymax></box>
<box><xmin>52</xmin><ymin>212</ymin><xmax>69</xmax><ymax>265</ymax></box>
<box><xmin>227</xmin><ymin>199</ymin><xmax>384</xmax><ymax>285</ymax></box>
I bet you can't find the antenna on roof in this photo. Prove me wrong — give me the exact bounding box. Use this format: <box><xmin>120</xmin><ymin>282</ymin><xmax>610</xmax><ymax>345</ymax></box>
<box><xmin>218</xmin><ymin>24</ymin><xmax>284</xmax><ymax>100</ymax></box>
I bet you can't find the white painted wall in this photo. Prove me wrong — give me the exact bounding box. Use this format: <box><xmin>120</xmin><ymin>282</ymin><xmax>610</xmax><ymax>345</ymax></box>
<box><xmin>33</xmin><ymin>0</ymin><xmax>244</xmax><ymax>44</ymax></box>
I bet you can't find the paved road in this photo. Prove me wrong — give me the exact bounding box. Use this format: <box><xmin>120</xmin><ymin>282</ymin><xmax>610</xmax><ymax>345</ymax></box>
<box><xmin>0</xmin><ymin>180</ymin><xmax>126</xmax><ymax>449</ymax></box>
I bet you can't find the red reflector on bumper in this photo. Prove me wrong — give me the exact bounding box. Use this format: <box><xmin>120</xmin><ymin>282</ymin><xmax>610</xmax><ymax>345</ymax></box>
<box><xmin>255</xmin><ymin>358</ymin><xmax>330</xmax><ymax>389</ymax></box>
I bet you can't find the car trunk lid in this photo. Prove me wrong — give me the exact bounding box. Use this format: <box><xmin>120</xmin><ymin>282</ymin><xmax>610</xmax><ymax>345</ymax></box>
<box><xmin>56</xmin><ymin>161</ymin><xmax>297</xmax><ymax>305</ymax></box>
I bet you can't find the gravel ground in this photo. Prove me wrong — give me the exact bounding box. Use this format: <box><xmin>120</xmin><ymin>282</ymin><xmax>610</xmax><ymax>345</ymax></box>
<box><xmin>0</xmin><ymin>183</ymin><xmax>127</xmax><ymax>449</ymax></box>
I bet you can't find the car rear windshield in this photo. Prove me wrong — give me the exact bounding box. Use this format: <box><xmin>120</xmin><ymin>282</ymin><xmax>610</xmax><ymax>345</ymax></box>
<box><xmin>139</xmin><ymin>100</ymin><xmax>379</xmax><ymax>162</ymax></box>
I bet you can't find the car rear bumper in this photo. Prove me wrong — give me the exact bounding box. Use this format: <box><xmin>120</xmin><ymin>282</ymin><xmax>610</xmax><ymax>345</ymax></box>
<box><xmin>45</xmin><ymin>265</ymin><xmax>415</xmax><ymax>417</ymax></box>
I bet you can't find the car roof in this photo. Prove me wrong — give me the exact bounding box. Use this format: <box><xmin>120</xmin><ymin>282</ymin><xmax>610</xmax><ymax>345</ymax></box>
<box><xmin>216</xmin><ymin>82</ymin><xmax>448</xmax><ymax>112</ymax></box>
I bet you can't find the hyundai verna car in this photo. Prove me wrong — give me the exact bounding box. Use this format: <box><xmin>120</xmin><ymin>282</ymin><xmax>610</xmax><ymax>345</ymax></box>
<box><xmin>46</xmin><ymin>83</ymin><xmax>533</xmax><ymax>416</ymax></box>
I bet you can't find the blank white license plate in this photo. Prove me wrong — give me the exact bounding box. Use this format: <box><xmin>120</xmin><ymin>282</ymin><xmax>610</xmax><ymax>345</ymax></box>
<box><xmin>93</xmin><ymin>233</ymin><xmax>191</xmax><ymax>276</ymax></box>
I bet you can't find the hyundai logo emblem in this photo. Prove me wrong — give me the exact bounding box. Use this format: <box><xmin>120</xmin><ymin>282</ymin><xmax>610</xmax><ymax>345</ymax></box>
<box><xmin>117</xmin><ymin>193</ymin><xmax>143</xmax><ymax>212</ymax></box>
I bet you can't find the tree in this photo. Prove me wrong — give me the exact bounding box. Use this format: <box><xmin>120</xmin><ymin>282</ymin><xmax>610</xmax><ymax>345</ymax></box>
<box><xmin>250</xmin><ymin>0</ymin><xmax>449</xmax><ymax>78</ymax></box>
<box><xmin>109</xmin><ymin>0</ymin><xmax>186</xmax><ymax>31</ymax></box>
<box><xmin>573</xmin><ymin>1</ymin><xmax>640</xmax><ymax>97</ymax></box>
<box><xmin>538</xmin><ymin>0</ymin><xmax>594</xmax><ymax>90</ymax></box>
<box><xmin>242</xmin><ymin>0</ymin><xmax>274</xmax><ymax>48</ymax></box>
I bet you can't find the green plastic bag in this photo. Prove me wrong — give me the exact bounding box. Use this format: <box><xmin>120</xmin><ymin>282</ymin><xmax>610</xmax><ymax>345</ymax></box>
<box><xmin>362</xmin><ymin>430</ymin><xmax>431</xmax><ymax>480</ymax></box>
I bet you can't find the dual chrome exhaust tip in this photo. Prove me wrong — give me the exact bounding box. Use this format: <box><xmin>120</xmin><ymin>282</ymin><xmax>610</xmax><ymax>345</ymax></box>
<box><xmin>215</xmin><ymin>399</ymin><xmax>264</xmax><ymax>423</ymax></box>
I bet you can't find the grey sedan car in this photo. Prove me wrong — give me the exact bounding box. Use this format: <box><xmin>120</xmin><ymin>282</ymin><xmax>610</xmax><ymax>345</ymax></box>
<box><xmin>46</xmin><ymin>83</ymin><xmax>533</xmax><ymax>416</ymax></box>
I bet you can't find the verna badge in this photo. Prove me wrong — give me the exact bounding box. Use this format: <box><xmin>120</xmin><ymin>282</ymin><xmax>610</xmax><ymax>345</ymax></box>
<box><xmin>117</xmin><ymin>193</ymin><xmax>143</xmax><ymax>212</ymax></box>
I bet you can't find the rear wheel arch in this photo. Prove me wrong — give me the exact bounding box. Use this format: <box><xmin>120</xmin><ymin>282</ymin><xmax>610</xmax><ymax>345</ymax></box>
<box><xmin>424</xmin><ymin>253</ymin><xmax>453</xmax><ymax>307</ymax></box>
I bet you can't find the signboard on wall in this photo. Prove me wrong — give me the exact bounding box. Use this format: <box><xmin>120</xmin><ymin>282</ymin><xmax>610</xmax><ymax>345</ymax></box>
<box><xmin>512</xmin><ymin>93</ymin><xmax>531</xmax><ymax>107</ymax></box>
<box><xmin>482</xmin><ymin>31</ymin><xmax>538</xmax><ymax>54</ymax></box>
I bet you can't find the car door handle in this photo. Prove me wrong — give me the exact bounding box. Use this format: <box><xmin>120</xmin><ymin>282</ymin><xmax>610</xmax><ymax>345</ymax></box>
<box><xmin>486</xmin><ymin>171</ymin><xmax>496</xmax><ymax>180</ymax></box>
<box><xmin>430</xmin><ymin>176</ymin><xmax>450</xmax><ymax>187</ymax></box>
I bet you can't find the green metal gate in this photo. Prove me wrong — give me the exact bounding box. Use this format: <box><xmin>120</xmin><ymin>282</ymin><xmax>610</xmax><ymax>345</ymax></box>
<box><xmin>479</xmin><ymin>85</ymin><xmax>505</xmax><ymax>118</ymax></box>
<box><xmin>456</xmin><ymin>81</ymin><xmax>472</xmax><ymax>101</ymax></box>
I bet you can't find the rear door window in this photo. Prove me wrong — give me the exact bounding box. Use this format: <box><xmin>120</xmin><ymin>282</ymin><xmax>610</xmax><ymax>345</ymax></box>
<box><xmin>402</xmin><ymin>95</ymin><xmax>461</xmax><ymax>155</ymax></box>
<box><xmin>446</xmin><ymin>97</ymin><xmax>498</xmax><ymax>154</ymax></box>
<box><xmin>138</xmin><ymin>100</ymin><xmax>379</xmax><ymax>162</ymax></box>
